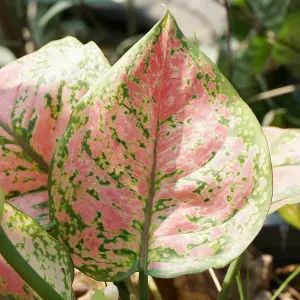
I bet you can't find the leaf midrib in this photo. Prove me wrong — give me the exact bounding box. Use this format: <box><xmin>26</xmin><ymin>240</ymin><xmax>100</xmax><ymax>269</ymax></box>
<box><xmin>0</xmin><ymin>119</ymin><xmax>49</xmax><ymax>173</ymax></box>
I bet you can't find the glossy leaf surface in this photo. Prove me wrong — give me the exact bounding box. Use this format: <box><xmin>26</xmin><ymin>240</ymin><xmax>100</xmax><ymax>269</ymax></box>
<box><xmin>263</xmin><ymin>127</ymin><xmax>300</xmax><ymax>213</ymax></box>
<box><xmin>0</xmin><ymin>37</ymin><xmax>110</xmax><ymax>227</ymax></box>
<box><xmin>50</xmin><ymin>12</ymin><xmax>272</xmax><ymax>280</ymax></box>
<box><xmin>0</xmin><ymin>202</ymin><xmax>74</xmax><ymax>300</ymax></box>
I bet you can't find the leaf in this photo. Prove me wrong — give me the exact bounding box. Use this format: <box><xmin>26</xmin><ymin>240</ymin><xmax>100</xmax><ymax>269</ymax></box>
<box><xmin>272</xmin><ymin>12</ymin><xmax>300</xmax><ymax>79</ymax></box>
<box><xmin>92</xmin><ymin>285</ymin><xmax>119</xmax><ymax>300</ymax></box>
<box><xmin>279</xmin><ymin>203</ymin><xmax>300</xmax><ymax>230</ymax></box>
<box><xmin>262</xmin><ymin>108</ymin><xmax>287</xmax><ymax>127</ymax></box>
<box><xmin>0</xmin><ymin>36</ymin><xmax>110</xmax><ymax>227</ymax></box>
<box><xmin>0</xmin><ymin>202</ymin><xmax>74</xmax><ymax>300</ymax></box>
<box><xmin>217</xmin><ymin>35</ymin><xmax>270</xmax><ymax>102</ymax></box>
<box><xmin>0</xmin><ymin>187</ymin><xmax>3</xmax><ymax>222</ymax></box>
<box><xmin>0</xmin><ymin>254</ymin><xmax>37</xmax><ymax>300</ymax></box>
<box><xmin>263</xmin><ymin>127</ymin><xmax>300</xmax><ymax>214</ymax></box>
<box><xmin>247</xmin><ymin>0</ymin><xmax>290</xmax><ymax>31</ymax></box>
<box><xmin>50</xmin><ymin>11</ymin><xmax>272</xmax><ymax>280</ymax></box>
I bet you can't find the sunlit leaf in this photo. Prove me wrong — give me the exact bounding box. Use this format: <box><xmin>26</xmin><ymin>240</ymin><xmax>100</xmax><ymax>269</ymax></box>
<box><xmin>263</xmin><ymin>127</ymin><xmax>300</xmax><ymax>214</ymax></box>
<box><xmin>279</xmin><ymin>203</ymin><xmax>300</xmax><ymax>230</ymax></box>
<box><xmin>50</xmin><ymin>12</ymin><xmax>272</xmax><ymax>280</ymax></box>
<box><xmin>0</xmin><ymin>36</ymin><xmax>110</xmax><ymax>228</ymax></box>
<box><xmin>0</xmin><ymin>202</ymin><xmax>74</xmax><ymax>300</ymax></box>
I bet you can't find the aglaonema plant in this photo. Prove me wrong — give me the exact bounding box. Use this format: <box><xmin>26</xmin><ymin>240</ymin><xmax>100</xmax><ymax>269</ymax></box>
<box><xmin>0</xmin><ymin>10</ymin><xmax>299</xmax><ymax>300</ymax></box>
<box><xmin>50</xmin><ymin>11</ymin><xmax>273</xmax><ymax>299</ymax></box>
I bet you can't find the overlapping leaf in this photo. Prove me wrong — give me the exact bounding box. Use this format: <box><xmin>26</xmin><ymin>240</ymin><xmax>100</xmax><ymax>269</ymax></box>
<box><xmin>0</xmin><ymin>202</ymin><xmax>74</xmax><ymax>300</ymax></box>
<box><xmin>263</xmin><ymin>127</ymin><xmax>300</xmax><ymax>213</ymax></box>
<box><xmin>0</xmin><ymin>254</ymin><xmax>37</xmax><ymax>300</ymax></box>
<box><xmin>0</xmin><ymin>36</ymin><xmax>110</xmax><ymax>227</ymax></box>
<box><xmin>50</xmin><ymin>12</ymin><xmax>272</xmax><ymax>280</ymax></box>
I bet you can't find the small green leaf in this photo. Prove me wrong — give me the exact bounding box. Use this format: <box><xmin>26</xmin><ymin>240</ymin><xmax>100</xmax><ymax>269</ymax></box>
<box><xmin>279</xmin><ymin>203</ymin><xmax>300</xmax><ymax>229</ymax></box>
<box><xmin>0</xmin><ymin>203</ymin><xmax>74</xmax><ymax>300</ymax></box>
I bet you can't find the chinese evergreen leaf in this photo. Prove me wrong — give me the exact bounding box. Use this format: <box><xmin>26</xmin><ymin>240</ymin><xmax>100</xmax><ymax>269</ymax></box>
<box><xmin>0</xmin><ymin>202</ymin><xmax>74</xmax><ymax>300</ymax></box>
<box><xmin>50</xmin><ymin>12</ymin><xmax>272</xmax><ymax>280</ymax></box>
<box><xmin>263</xmin><ymin>127</ymin><xmax>300</xmax><ymax>213</ymax></box>
<box><xmin>0</xmin><ymin>187</ymin><xmax>3</xmax><ymax>222</ymax></box>
<box><xmin>0</xmin><ymin>254</ymin><xmax>37</xmax><ymax>300</ymax></box>
<box><xmin>0</xmin><ymin>37</ymin><xmax>110</xmax><ymax>227</ymax></box>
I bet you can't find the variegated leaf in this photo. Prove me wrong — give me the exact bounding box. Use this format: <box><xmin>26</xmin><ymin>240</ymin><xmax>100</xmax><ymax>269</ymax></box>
<box><xmin>0</xmin><ymin>202</ymin><xmax>74</xmax><ymax>300</ymax></box>
<box><xmin>0</xmin><ymin>187</ymin><xmax>3</xmax><ymax>222</ymax></box>
<box><xmin>50</xmin><ymin>12</ymin><xmax>272</xmax><ymax>280</ymax></box>
<box><xmin>263</xmin><ymin>127</ymin><xmax>300</xmax><ymax>214</ymax></box>
<box><xmin>0</xmin><ymin>254</ymin><xmax>37</xmax><ymax>300</ymax></box>
<box><xmin>0</xmin><ymin>37</ymin><xmax>110</xmax><ymax>227</ymax></box>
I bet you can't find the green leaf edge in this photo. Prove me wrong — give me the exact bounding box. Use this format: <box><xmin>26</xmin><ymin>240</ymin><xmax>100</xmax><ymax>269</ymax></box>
<box><xmin>0</xmin><ymin>187</ymin><xmax>4</xmax><ymax>222</ymax></box>
<box><xmin>0</xmin><ymin>203</ymin><xmax>75</xmax><ymax>300</ymax></box>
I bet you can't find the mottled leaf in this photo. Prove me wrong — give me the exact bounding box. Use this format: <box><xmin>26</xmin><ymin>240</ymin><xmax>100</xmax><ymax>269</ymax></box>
<box><xmin>0</xmin><ymin>202</ymin><xmax>74</xmax><ymax>300</ymax></box>
<box><xmin>263</xmin><ymin>127</ymin><xmax>300</xmax><ymax>214</ymax></box>
<box><xmin>0</xmin><ymin>36</ymin><xmax>110</xmax><ymax>227</ymax></box>
<box><xmin>50</xmin><ymin>12</ymin><xmax>272</xmax><ymax>280</ymax></box>
<box><xmin>0</xmin><ymin>254</ymin><xmax>37</xmax><ymax>300</ymax></box>
<box><xmin>0</xmin><ymin>187</ymin><xmax>3</xmax><ymax>222</ymax></box>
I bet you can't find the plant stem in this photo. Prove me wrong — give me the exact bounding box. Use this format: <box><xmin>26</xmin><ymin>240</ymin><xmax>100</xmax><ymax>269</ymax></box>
<box><xmin>236</xmin><ymin>271</ymin><xmax>245</xmax><ymax>300</ymax></box>
<box><xmin>217</xmin><ymin>254</ymin><xmax>244</xmax><ymax>300</ymax></box>
<box><xmin>271</xmin><ymin>266</ymin><xmax>300</xmax><ymax>300</ymax></box>
<box><xmin>114</xmin><ymin>281</ymin><xmax>130</xmax><ymax>300</ymax></box>
<box><xmin>246</xmin><ymin>251</ymin><xmax>250</xmax><ymax>300</ymax></box>
<box><xmin>148</xmin><ymin>276</ymin><xmax>163</xmax><ymax>300</ymax></box>
<box><xmin>208</xmin><ymin>268</ymin><xmax>221</xmax><ymax>292</ymax></box>
<box><xmin>139</xmin><ymin>269</ymin><xmax>148</xmax><ymax>300</ymax></box>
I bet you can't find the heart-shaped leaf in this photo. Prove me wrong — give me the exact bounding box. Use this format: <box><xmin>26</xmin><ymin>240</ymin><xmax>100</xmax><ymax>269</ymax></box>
<box><xmin>0</xmin><ymin>37</ymin><xmax>110</xmax><ymax>227</ymax></box>
<box><xmin>0</xmin><ymin>254</ymin><xmax>37</xmax><ymax>300</ymax></box>
<box><xmin>263</xmin><ymin>127</ymin><xmax>300</xmax><ymax>214</ymax></box>
<box><xmin>0</xmin><ymin>202</ymin><xmax>74</xmax><ymax>299</ymax></box>
<box><xmin>50</xmin><ymin>12</ymin><xmax>272</xmax><ymax>280</ymax></box>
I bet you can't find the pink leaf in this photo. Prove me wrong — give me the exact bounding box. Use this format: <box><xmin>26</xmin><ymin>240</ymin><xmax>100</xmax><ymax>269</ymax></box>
<box><xmin>50</xmin><ymin>12</ymin><xmax>272</xmax><ymax>280</ymax></box>
<box><xmin>0</xmin><ymin>37</ymin><xmax>110</xmax><ymax>226</ymax></box>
